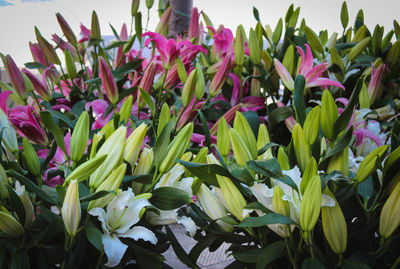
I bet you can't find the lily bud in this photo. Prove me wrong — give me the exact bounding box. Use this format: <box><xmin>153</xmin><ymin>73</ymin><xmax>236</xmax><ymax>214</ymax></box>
<box><xmin>300</xmin><ymin>157</ymin><xmax>318</xmax><ymax>195</ymax></box>
<box><xmin>65</xmin><ymin>154</ymin><xmax>107</xmax><ymax>184</ymax></box>
<box><xmin>229</xmin><ymin>128</ymin><xmax>253</xmax><ymax>167</ymax></box>
<box><xmin>197</xmin><ymin>184</ymin><xmax>233</xmax><ymax>232</ymax></box>
<box><xmin>320</xmin><ymin>90</ymin><xmax>338</xmax><ymax>140</ymax></box>
<box><xmin>379</xmin><ymin>180</ymin><xmax>400</xmax><ymax>238</ymax></box>
<box><xmin>207</xmin><ymin>154</ymin><xmax>247</xmax><ymax>221</ymax></box>
<box><xmin>192</xmin><ymin>147</ymin><xmax>208</xmax><ymax>164</ymax></box>
<box><xmin>155</xmin><ymin>6</ymin><xmax>171</xmax><ymax>36</ymax></box>
<box><xmin>0</xmin><ymin>164</ymin><xmax>8</xmax><ymax>200</ymax></box>
<box><xmin>134</xmin><ymin>147</ymin><xmax>154</xmax><ymax>175</ymax></box>
<box><xmin>90</xmin><ymin>133</ymin><xmax>103</xmax><ymax>159</ymax></box>
<box><xmin>278</xmin><ymin>147</ymin><xmax>290</xmax><ymax>170</ymax></box>
<box><xmin>257</xmin><ymin>123</ymin><xmax>273</xmax><ymax>160</ymax></box>
<box><xmin>124</xmin><ymin>123</ymin><xmax>148</xmax><ymax>167</ymax></box>
<box><xmin>209</xmin><ymin>52</ymin><xmax>232</xmax><ymax>97</ymax></box>
<box><xmin>176</xmin><ymin>57</ymin><xmax>187</xmax><ymax>83</ymax></box>
<box><xmin>282</xmin><ymin>45</ymin><xmax>295</xmax><ymax>75</ymax></box>
<box><xmin>34</xmin><ymin>27</ymin><xmax>60</xmax><ymax>65</ymax></box>
<box><xmin>181</xmin><ymin>68</ymin><xmax>197</xmax><ymax>107</ymax></box>
<box><xmin>131</xmin><ymin>0</ymin><xmax>140</xmax><ymax>17</ymax></box>
<box><xmin>292</xmin><ymin>123</ymin><xmax>310</xmax><ymax>172</ymax></box>
<box><xmin>261</xmin><ymin>50</ymin><xmax>273</xmax><ymax>71</ymax></box>
<box><xmin>234</xmin><ymin>25</ymin><xmax>245</xmax><ymax>66</ymax></box>
<box><xmin>56</xmin><ymin>12</ymin><xmax>78</xmax><ymax>47</ymax></box>
<box><xmin>65</xmin><ymin>50</ymin><xmax>77</xmax><ymax>79</ymax></box>
<box><xmin>5</xmin><ymin>55</ymin><xmax>27</xmax><ymax>101</ymax></box>
<box><xmin>233</xmin><ymin>111</ymin><xmax>257</xmax><ymax>159</ymax></box>
<box><xmin>327</xmin><ymin>147</ymin><xmax>349</xmax><ymax>176</ymax></box>
<box><xmin>89</xmin><ymin>126</ymin><xmax>127</xmax><ymax>189</ymax></box>
<box><xmin>195</xmin><ymin>63</ymin><xmax>205</xmax><ymax>100</ymax></box>
<box><xmin>22</xmin><ymin>138</ymin><xmax>41</xmax><ymax>176</ymax></box>
<box><xmin>348</xmin><ymin>37</ymin><xmax>371</xmax><ymax>61</ymax></box>
<box><xmin>300</xmin><ymin>175</ymin><xmax>322</xmax><ymax>232</ymax></box>
<box><xmin>137</xmin><ymin>61</ymin><xmax>156</xmax><ymax>106</ymax></box>
<box><xmin>70</xmin><ymin>111</ymin><xmax>89</xmax><ymax>163</ymax></box>
<box><xmin>145</xmin><ymin>0</ymin><xmax>154</xmax><ymax>9</ymax></box>
<box><xmin>322</xmin><ymin>188</ymin><xmax>347</xmax><ymax>254</ymax></box>
<box><xmin>0</xmin><ymin>109</ymin><xmax>19</xmax><ymax>154</ymax></box>
<box><xmin>217</xmin><ymin>116</ymin><xmax>230</xmax><ymax>157</ymax></box>
<box><xmin>250</xmin><ymin>67</ymin><xmax>261</xmax><ymax>97</ymax></box>
<box><xmin>0</xmin><ymin>207</ymin><xmax>24</xmax><ymax>237</ymax></box>
<box><xmin>22</xmin><ymin>68</ymin><xmax>51</xmax><ymax>101</ymax></box>
<box><xmin>157</xmin><ymin>103</ymin><xmax>171</xmax><ymax>138</ymax></box>
<box><xmin>119</xmin><ymin>96</ymin><xmax>133</xmax><ymax>125</ymax></box>
<box><xmin>91</xmin><ymin>11</ymin><xmax>101</xmax><ymax>40</ymax></box>
<box><xmin>303</xmin><ymin>106</ymin><xmax>321</xmax><ymax>145</ymax></box>
<box><xmin>249</xmin><ymin>28</ymin><xmax>261</xmax><ymax>65</ymax></box>
<box><xmin>99</xmin><ymin>57</ymin><xmax>119</xmax><ymax>105</ymax></box>
<box><xmin>88</xmin><ymin>163</ymin><xmax>127</xmax><ymax>210</ymax></box>
<box><xmin>15</xmin><ymin>181</ymin><xmax>35</xmax><ymax>228</ymax></box>
<box><xmin>159</xmin><ymin>123</ymin><xmax>193</xmax><ymax>173</ymax></box>
<box><xmin>273</xmin><ymin>185</ymin><xmax>290</xmax><ymax>217</ymax></box>
<box><xmin>101</xmin><ymin>120</ymin><xmax>115</xmax><ymax>140</ymax></box>
<box><xmin>385</xmin><ymin>40</ymin><xmax>400</xmax><ymax>66</ymax></box>
<box><xmin>356</xmin><ymin>145</ymin><xmax>388</xmax><ymax>183</ymax></box>
<box><xmin>62</xmin><ymin>180</ymin><xmax>81</xmax><ymax>237</ymax></box>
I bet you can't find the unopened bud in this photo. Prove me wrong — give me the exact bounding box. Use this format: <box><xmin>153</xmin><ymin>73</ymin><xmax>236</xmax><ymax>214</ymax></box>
<box><xmin>292</xmin><ymin>123</ymin><xmax>310</xmax><ymax>172</ymax></box>
<box><xmin>70</xmin><ymin>111</ymin><xmax>89</xmax><ymax>163</ymax></box>
<box><xmin>356</xmin><ymin>145</ymin><xmax>388</xmax><ymax>183</ymax></box>
<box><xmin>300</xmin><ymin>175</ymin><xmax>322</xmax><ymax>232</ymax></box>
<box><xmin>379</xmin><ymin>180</ymin><xmax>400</xmax><ymax>238</ymax></box>
<box><xmin>62</xmin><ymin>180</ymin><xmax>81</xmax><ymax>237</ymax></box>
<box><xmin>22</xmin><ymin>138</ymin><xmax>41</xmax><ymax>176</ymax></box>
<box><xmin>217</xmin><ymin>117</ymin><xmax>230</xmax><ymax>157</ymax></box>
<box><xmin>124</xmin><ymin>123</ymin><xmax>148</xmax><ymax>167</ymax></box>
<box><xmin>320</xmin><ymin>90</ymin><xmax>338</xmax><ymax>140</ymax></box>
<box><xmin>303</xmin><ymin>106</ymin><xmax>321</xmax><ymax>145</ymax></box>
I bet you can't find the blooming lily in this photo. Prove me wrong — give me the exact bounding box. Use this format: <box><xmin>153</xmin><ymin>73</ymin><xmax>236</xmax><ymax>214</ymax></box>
<box><xmin>274</xmin><ymin>44</ymin><xmax>345</xmax><ymax>91</ymax></box>
<box><xmin>89</xmin><ymin>189</ymin><xmax>157</xmax><ymax>267</ymax></box>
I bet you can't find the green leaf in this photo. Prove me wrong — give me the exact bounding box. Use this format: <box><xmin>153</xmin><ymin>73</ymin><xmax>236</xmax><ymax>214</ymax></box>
<box><xmin>304</xmin><ymin>26</ymin><xmax>324</xmax><ymax>54</ymax></box>
<box><xmin>340</xmin><ymin>1</ymin><xmax>349</xmax><ymax>29</ymax></box>
<box><xmin>40</xmin><ymin>111</ymin><xmax>67</xmax><ymax>157</ymax></box>
<box><xmin>320</xmin><ymin>126</ymin><xmax>353</xmax><ymax>163</ymax></box>
<box><xmin>122</xmin><ymin>174</ymin><xmax>153</xmax><ymax>184</ymax></box>
<box><xmin>24</xmin><ymin>62</ymin><xmax>46</xmax><ymax>70</ymax></box>
<box><xmin>358</xmin><ymin>175</ymin><xmax>375</xmax><ymax>200</ymax></box>
<box><xmin>6</xmin><ymin>185</ymin><xmax>26</xmax><ymax>226</ymax></box>
<box><xmin>244</xmin><ymin>202</ymin><xmax>273</xmax><ymax>214</ymax></box>
<box><xmin>239</xmin><ymin>213</ymin><xmax>297</xmax><ymax>227</ymax></box>
<box><xmin>46</xmin><ymin>109</ymin><xmax>74</xmax><ymax>128</ymax></box>
<box><xmin>189</xmin><ymin>233</ymin><xmax>219</xmax><ymax>262</ymax></box>
<box><xmin>270</xmin><ymin>106</ymin><xmax>294</xmax><ymax>126</ymax></box>
<box><xmin>150</xmin><ymin>187</ymin><xmax>191</xmax><ymax>210</ymax></box>
<box><xmin>247</xmin><ymin>159</ymin><xmax>283</xmax><ymax>179</ymax></box>
<box><xmin>293</xmin><ymin>75</ymin><xmax>306</xmax><ymax>126</ymax></box>
<box><xmin>139</xmin><ymin>88</ymin><xmax>156</xmax><ymax>115</ymax></box>
<box><xmin>109</xmin><ymin>23</ymin><xmax>120</xmax><ymax>40</ymax></box>
<box><xmin>342</xmin><ymin>259</ymin><xmax>371</xmax><ymax>269</ymax></box>
<box><xmin>256</xmin><ymin>241</ymin><xmax>286</xmax><ymax>269</ymax></box>
<box><xmin>80</xmin><ymin>190</ymin><xmax>115</xmax><ymax>202</ymax></box>
<box><xmin>228</xmin><ymin>163</ymin><xmax>254</xmax><ymax>184</ymax></box>
<box><xmin>10</xmin><ymin>250</ymin><xmax>30</xmax><ymax>269</ymax></box>
<box><xmin>272</xmin><ymin>18</ymin><xmax>283</xmax><ymax>45</ymax></box>
<box><xmin>154</xmin><ymin>119</ymin><xmax>174</xmax><ymax>169</ymax></box>
<box><xmin>233</xmin><ymin>248</ymin><xmax>262</xmax><ymax>263</ymax></box>
<box><xmin>135</xmin><ymin>12</ymin><xmax>142</xmax><ymax>42</ymax></box>
<box><xmin>165</xmin><ymin>225</ymin><xmax>199</xmax><ymax>269</ymax></box>
<box><xmin>243</xmin><ymin>111</ymin><xmax>260</xmax><ymax>138</ymax></box>
<box><xmin>302</xmin><ymin>257</ymin><xmax>326</xmax><ymax>269</ymax></box>
<box><xmin>177</xmin><ymin>160</ymin><xmax>231</xmax><ymax>187</ymax></box>
<box><xmin>105</xmin><ymin>41</ymin><xmax>127</xmax><ymax>50</ymax></box>
<box><xmin>7</xmin><ymin>169</ymin><xmax>57</xmax><ymax>204</ymax></box>
<box><xmin>257</xmin><ymin>142</ymin><xmax>280</xmax><ymax>156</ymax></box>
<box><xmin>253</xmin><ymin>6</ymin><xmax>260</xmax><ymax>22</ymax></box>
<box><xmin>85</xmin><ymin>220</ymin><xmax>103</xmax><ymax>252</ymax></box>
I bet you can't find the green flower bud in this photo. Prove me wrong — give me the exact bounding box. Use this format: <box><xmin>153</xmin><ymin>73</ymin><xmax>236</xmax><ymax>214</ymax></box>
<box><xmin>0</xmin><ymin>207</ymin><xmax>24</xmax><ymax>237</ymax></box>
<box><xmin>379</xmin><ymin>180</ymin><xmax>400</xmax><ymax>238</ymax></box>
<box><xmin>131</xmin><ymin>0</ymin><xmax>140</xmax><ymax>16</ymax></box>
<box><xmin>0</xmin><ymin>104</ymin><xmax>19</xmax><ymax>154</ymax></box>
<box><xmin>90</xmin><ymin>133</ymin><xmax>103</xmax><ymax>159</ymax></box>
<box><xmin>292</xmin><ymin>123</ymin><xmax>310</xmax><ymax>172</ymax></box>
<box><xmin>15</xmin><ymin>181</ymin><xmax>35</xmax><ymax>228</ymax></box>
<box><xmin>134</xmin><ymin>147</ymin><xmax>154</xmax><ymax>175</ymax></box>
<box><xmin>229</xmin><ymin>128</ymin><xmax>253</xmax><ymax>167</ymax></box>
<box><xmin>300</xmin><ymin>175</ymin><xmax>322</xmax><ymax>232</ymax></box>
<box><xmin>257</xmin><ymin>123</ymin><xmax>272</xmax><ymax>160</ymax></box>
<box><xmin>322</xmin><ymin>188</ymin><xmax>347</xmax><ymax>254</ymax></box>
<box><xmin>249</xmin><ymin>28</ymin><xmax>261</xmax><ymax>65</ymax></box>
<box><xmin>359</xmin><ymin>82</ymin><xmax>370</xmax><ymax>109</ymax></box>
<box><xmin>145</xmin><ymin>0</ymin><xmax>154</xmax><ymax>9</ymax></box>
<box><xmin>56</xmin><ymin>12</ymin><xmax>78</xmax><ymax>47</ymax></box>
<box><xmin>119</xmin><ymin>95</ymin><xmax>133</xmax><ymax>125</ymax></box>
<box><xmin>250</xmin><ymin>67</ymin><xmax>261</xmax><ymax>97</ymax></box>
<box><xmin>181</xmin><ymin>68</ymin><xmax>197</xmax><ymax>107</ymax></box>
<box><xmin>385</xmin><ymin>40</ymin><xmax>400</xmax><ymax>66</ymax></box>
<box><xmin>233</xmin><ymin>111</ymin><xmax>257</xmax><ymax>159</ymax></box>
<box><xmin>159</xmin><ymin>123</ymin><xmax>193</xmax><ymax>173</ymax></box>
<box><xmin>207</xmin><ymin>154</ymin><xmax>247</xmax><ymax>221</ymax></box>
<box><xmin>89</xmin><ymin>126</ymin><xmax>127</xmax><ymax>189</ymax></box>
<box><xmin>62</xmin><ymin>180</ymin><xmax>81</xmax><ymax>237</ymax></box>
<box><xmin>0</xmin><ymin>164</ymin><xmax>8</xmax><ymax>200</ymax></box>
<box><xmin>282</xmin><ymin>44</ymin><xmax>295</xmax><ymax>75</ymax></box>
<box><xmin>91</xmin><ymin>11</ymin><xmax>101</xmax><ymax>40</ymax></box>
<box><xmin>101</xmin><ymin>119</ymin><xmax>115</xmax><ymax>140</ymax></box>
<box><xmin>88</xmin><ymin>163</ymin><xmax>127</xmax><ymax>210</ymax></box>
<box><xmin>303</xmin><ymin>106</ymin><xmax>321</xmax><ymax>145</ymax></box>
<box><xmin>195</xmin><ymin>63</ymin><xmax>205</xmax><ymax>100</ymax></box>
<box><xmin>157</xmin><ymin>103</ymin><xmax>171</xmax><ymax>138</ymax></box>
<box><xmin>22</xmin><ymin>138</ymin><xmax>41</xmax><ymax>176</ymax></box>
<box><xmin>327</xmin><ymin>147</ymin><xmax>349</xmax><ymax>176</ymax></box>
<box><xmin>176</xmin><ymin>57</ymin><xmax>187</xmax><ymax>83</ymax></box>
<box><xmin>356</xmin><ymin>145</ymin><xmax>388</xmax><ymax>183</ymax></box>
<box><xmin>234</xmin><ymin>25</ymin><xmax>245</xmax><ymax>66</ymax></box>
<box><xmin>35</xmin><ymin>26</ymin><xmax>60</xmax><ymax>65</ymax></box>
<box><xmin>124</xmin><ymin>123</ymin><xmax>148</xmax><ymax>167</ymax></box>
<box><xmin>217</xmin><ymin>117</ymin><xmax>230</xmax><ymax>157</ymax></box>
<box><xmin>192</xmin><ymin>147</ymin><xmax>208</xmax><ymax>164</ymax></box>
<box><xmin>65</xmin><ymin>154</ymin><xmax>107</xmax><ymax>184</ymax></box>
<box><xmin>261</xmin><ymin>50</ymin><xmax>273</xmax><ymax>71</ymax></box>
<box><xmin>300</xmin><ymin>157</ymin><xmax>318</xmax><ymax>195</ymax></box>
<box><xmin>348</xmin><ymin>37</ymin><xmax>371</xmax><ymax>61</ymax></box>
<box><xmin>70</xmin><ymin>111</ymin><xmax>89</xmax><ymax>163</ymax></box>
<box><xmin>65</xmin><ymin>50</ymin><xmax>77</xmax><ymax>79</ymax></box>
<box><xmin>320</xmin><ymin>90</ymin><xmax>338</xmax><ymax>140</ymax></box>
<box><xmin>273</xmin><ymin>185</ymin><xmax>290</xmax><ymax>217</ymax></box>
<box><xmin>278</xmin><ymin>147</ymin><xmax>291</xmax><ymax>171</ymax></box>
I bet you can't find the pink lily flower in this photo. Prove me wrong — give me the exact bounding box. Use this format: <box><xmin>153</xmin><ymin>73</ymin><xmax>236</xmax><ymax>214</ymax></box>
<box><xmin>368</xmin><ymin>63</ymin><xmax>387</xmax><ymax>105</ymax></box>
<box><xmin>191</xmin><ymin>133</ymin><xmax>217</xmax><ymax>146</ymax></box>
<box><xmin>29</xmin><ymin>42</ymin><xmax>48</xmax><ymax>67</ymax></box>
<box><xmin>274</xmin><ymin>44</ymin><xmax>345</xmax><ymax>91</ymax></box>
<box><xmin>99</xmin><ymin>57</ymin><xmax>119</xmax><ymax>105</ymax></box>
<box><xmin>85</xmin><ymin>100</ymin><xmax>112</xmax><ymax>130</ymax></box>
<box><xmin>78</xmin><ymin>23</ymin><xmax>91</xmax><ymax>43</ymax></box>
<box><xmin>176</xmin><ymin>98</ymin><xmax>205</xmax><ymax>130</ymax></box>
<box><xmin>276</xmin><ymin>101</ymin><xmax>296</xmax><ymax>133</ymax></box>
<box><xmin>208</xmin><ymin>25</ymin><xmax>234</xmax><ymax>61</ymax></box>
<box><xmin>209</xmin><ymin>52</ymin><xmax>233</xmax><ymax>97</ymax></box>
<box><xmin>0</xmin><ymin>91</ymin><xmax>12</xmax><ymax>113</ymax></box>
<box><xmin>5</xmin><ymin>55</ymin><xmax>28</xmax><ymax>101</ymax></box>
<box><xmin>22</xmin><ymin>68</ymin><xmax>52</xmax><ymax>101</ymax></box>
<box><xmin>142</xmin><ymin>32</ymin><xmax>179</xmax><ymax>69</ymax></box>
<box><xmin>8</xmin><ymin>105</ymin><xmax>48</xmax><ymax>145</ymax></box>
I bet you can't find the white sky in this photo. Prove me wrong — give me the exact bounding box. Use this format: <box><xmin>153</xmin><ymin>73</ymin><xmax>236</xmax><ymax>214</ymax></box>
<box><xmin>0</xmin><ymin>0</ymin><xmax>399</xmax><ymax>65</ymax></box>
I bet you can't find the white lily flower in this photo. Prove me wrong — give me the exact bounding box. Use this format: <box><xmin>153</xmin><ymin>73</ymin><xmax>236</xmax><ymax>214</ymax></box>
<box><xmin>89</xmin><ymin>188</ymin><xmax>157</xmax><ymax>267</ymax></box>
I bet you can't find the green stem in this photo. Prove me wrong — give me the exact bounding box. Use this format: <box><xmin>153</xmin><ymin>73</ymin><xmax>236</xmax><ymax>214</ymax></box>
<box><xmin>285</xmin><ymin>237</ymin><xmax>297</xmax><ymax>269</ymax></box>
<box><xmin>96</xmin><ymin>251</ymin><xmax>104</xmax><ymax>269</ymax></box>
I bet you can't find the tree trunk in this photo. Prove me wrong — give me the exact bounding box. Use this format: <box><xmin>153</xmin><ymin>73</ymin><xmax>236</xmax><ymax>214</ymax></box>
<box><xmin>168</xmin><ymin>0</ymin><xmax>193</xmax><ymax>38</ymax></box>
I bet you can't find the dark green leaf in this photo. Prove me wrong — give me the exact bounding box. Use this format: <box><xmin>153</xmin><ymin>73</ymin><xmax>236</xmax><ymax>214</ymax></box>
<box><xmin>150</xmin><ymin>187</ymin><xmax>191</xmax><ymax>210</ymax></box>
<box><xmin>122</xmin><ymin>174</ymin><xmax>153</xmax><ymax>184</ymax></box>
<box><xmin>239</xmin><ymin>213</ymin><xmax>297</xmax><ymax>227</ymax></box>
<box><xmin>228</xmin><ymin>163</ymin><xmax>254</xmax><ymax>184</ymax></box>
<box><xmin>154</xmin><ymin>119</ymin><xmax>174</xmax><ymax>169</ymax></box>
<box><xmin>256</xmin><ymin>241</ymin><xmax>286</xmax><ymax>269</ymax></box>
<box><xmin>56</xmin><ymin>185</ymin><xmax>66</xmax><ymax>204</ymax></box>
<box><xmin>302</xmin><ymin>257</ymin><xmax>326</xmax><ymax>269</ymax></box>
<box><xmin>139</xmin><ymin>88</ymin><xmax>156</xmax><ymax>115</ymax></box>
<box><xmin>321</xmin><ymin>126</ymin><xmax>353</xmax><ymax>163</ymax></box>
<box><xmin>177</xmin><ymin>160</ymin><xmax>231</xmax><ymax>187</ymax></box>
<box><xmin>47</xmin><ymin>109</ymin><xmax>74</xmax><ymax>128</ymax></box>
<box><xmin>10</xmin><ymin>250</ymin><xmax>30</xmax><ymax>269</ymax></box>
<box><xmin>243</xmin><ymin>111</ymin><xmax>260</xmax><ymax>138</ymax></box>
<box><xmin>80</xmin><ymin>190</ymin><xmax>115</xmax><ymax>202</ymax></box>
<box><xmin>85</xmin><ymin>220</ymin><xmax>103</xmax><ymax>252</ymax></box>
<box><xmin>293</xmin><ymin>75</ymin><xmax>306</xmax><ymax>126</ymax></box>
<box><xmin>197</xmin><ymin>109</ymin><xmax>211</xmax><ymax>149</ymax></box>
<box><xmin>253</xmin><ymin>6</ymin><xmax>260</xmax><ymax>22</ymax></box>
<box><xmin>24</xmin><ymin>62</ymin><xmax>46</xmax><ymax>70</ymax></box>
<box><xmin>6</xmin><ymin>185</ymin><xmax>26</xmax><ymax>226</ymax></box>
<box><xmin>244</xmin><ymin>202</ymin><xmax>273</xmax><ymax>214</ymax></box>
<box><xmin>270</xmin><ymin>106</ymin><xmax>294</xmax><ymax>126</ymax></box>
<box><xmin>233</xmin><ymin>248</ymin><xmax>262</xmax><ymax>263</ymax></box>
<box><xmin>40</xmin><ymin>111</ymin><xmax>67</xmax><ymax>156</ymax></box>
<box><xmin>358</xmin><ymin>176</ymin><xmax>374</xmax><ymax>200</ymax></box>
<box><xmin>189</xmin><ymin>233</ymin><xmax>218</xmax><ymax>262</ymax></box>
<box><xmin>342</xmin><ymin>259</ymin><xmax>371</xmax><ymax>269</ymax></box>
<box><xmin>247</xmin><ymin>159</ymin><xmax>283</xmax><ymax>179</ymax></box>
<box><xmin>340</xmin><ymin>1</ymin><xmax>349</xmax><ymax>29</ymax></box>
<box><xmin>257</xmin><ymin>142</ymin><xmax>280</xmax><ymax>156</ymax></box>
<box><xmin>105</xmin><ymin>41</ymin><xmax>127</xmax><ymax>50</ymax></box>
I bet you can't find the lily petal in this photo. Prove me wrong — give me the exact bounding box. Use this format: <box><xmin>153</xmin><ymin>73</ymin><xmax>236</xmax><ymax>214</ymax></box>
<box><xmin>102</xmin><ymin>233</ymin><xmax>128</xmax><ymax>267</ymax></box>
<box><xmin>120</xmin><ymin>226</ymin><xmax>157</xmax><ymax>244</ymax></box>
<box><xmin>306</xmin><ymin>78</ymin><xmax>345</xmax><ymax>90</ymax></box>
<box><xmin>274</xmin><ymin>59</ymin><xmax>294</xmax><ymax>91</ymax></box>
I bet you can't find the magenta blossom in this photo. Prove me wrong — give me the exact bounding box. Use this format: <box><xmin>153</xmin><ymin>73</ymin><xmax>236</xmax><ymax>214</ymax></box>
<box><xmin>8</xmin><ymin>105</ymin><xmax>48</xmax><ymax>145</ymax></box>
<box><xmin>85</xmin><ymin>100</ymin><xmax>112</xmax><ymax>130</ymax></box>
<box><xmin>79</xmin><ymin>23</ymin><xmax>91</xmax><ymax>43</ymax></box>
<box><xmin>274</xmin><ymin>44</ymin><xmax>345</xmax><ymax>91</ymax></box>
<box><xmin>208</xmin><ymin>25</ymin><xmax>234</xmax><ymax>60</ymax></box>
<box><xmin>142</xmin><ymin>32</ymin><xmax>179</xmax><ymax>69</ymax></box>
